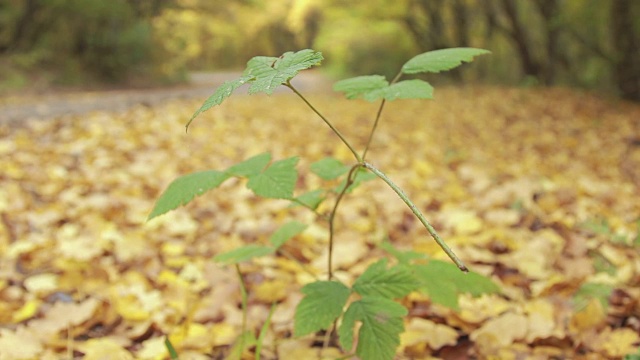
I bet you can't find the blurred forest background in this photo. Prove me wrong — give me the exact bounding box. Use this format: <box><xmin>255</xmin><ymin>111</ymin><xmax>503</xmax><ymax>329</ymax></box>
<box><xmin>1</xmin><ymin>0</ymin><xmax>639</xmax><ymax>101</ymax></box>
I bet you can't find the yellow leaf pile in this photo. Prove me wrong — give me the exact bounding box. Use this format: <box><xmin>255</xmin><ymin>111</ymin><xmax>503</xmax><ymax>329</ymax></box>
<box><xmin>1</xmin><ymin>86</ymin><xmax>639</xmax><ymax>359</ymax></box>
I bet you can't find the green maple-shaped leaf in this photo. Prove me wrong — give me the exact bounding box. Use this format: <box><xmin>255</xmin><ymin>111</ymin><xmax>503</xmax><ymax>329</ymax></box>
<box><xmin>333</xmin><ymin>77</ymin><xmax>433</xmax><ymax>102</ymax></box>
<box><xmin>269</xmin><ymin>221</ymin><xmax>307</xmax><ymax>249</ymax></box>
<box><xmin>148</xmin><ymin>170</ymin><xmax>229</xmax><ymax>220</ymax></box>
<box><xmin>213</xmin><ymin>245</ymin><xmax>274</xmax><ymax>264</ymax></box>
<box><xmin>291</xmin><ymin>189</ymin><xmax>325</xmax><ymax>210</ymax></box>
<box><xmin>186</xmin><ymin>75</ymin><xmax>253</xmax><ymax>129</ymax></box>
<box><xmin>402</xmin><ymin>48</ymin><xmax>491</xmax><ymax>74</ymax></box>
<box><xmin>338</xmin><ymin>297</ymin><xmax>407</xmax><ymax>360</ymax></box>
<box><xmin>226</xmin><ymin>152</ymin><xmax>271</xmax><ymax>177</ymax></box>
<box><xmin>245</xmin><ymin>49</ymin><xmax>323</xmax><ymax>95</ymax></box>
<box><xmin>414</xmin><ymin>260</ymin><xmax>500</xmax><ymax>311</ymax></box>
<box><xmin>378</xmin><ymin>241</ymin><xmax>428</xmax><ymax>265</ymax></box>
<box><xmin>310</xmin><ymin>157</ymin><xmax>350</xmax><ymax>180</ymax></box>
<box><xmin>294</xmin><ymin>281</ymin><xmax>351</xmax><ymax>337</ymax></box>
<box><xmin>383</xmin><ymin>80</ymin><xmax>433</xmax><ymax>100</ymax></box>
<box><xmin>333</xmin><ymin>75</ymin><xmax>389</xmax><ymax>101</ymax></box>
<box><xmin>247</xmin><ymin>157</ymin><xmax>299</xmax><ymax>199</ymax></box>
<box><xmin>186</xmin><ymin>49</ymin><xmax>322</xmax><ymax>128</ymax></box>
<box><xmin>353</xmin><ymin>259</ymin><xmax>419</xmax><ymax>299</ymax></box>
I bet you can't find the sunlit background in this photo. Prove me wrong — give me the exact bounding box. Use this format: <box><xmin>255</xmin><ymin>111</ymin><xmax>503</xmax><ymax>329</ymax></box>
<box><xmin>1</xmin><ymin>0</ymin><xmax>638</xmax><ymax>101</ymax></box>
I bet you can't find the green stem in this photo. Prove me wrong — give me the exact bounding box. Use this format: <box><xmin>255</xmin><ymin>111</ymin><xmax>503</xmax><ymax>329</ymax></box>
<box><xmin>286</xmin><ymin>83</ymin><xmax>362</xmax><ymax>163</ymax></box>
<box><xmin>363</xmin><ymin>162</ymin><xmax>468</xmax><ymax>272</ymax></box>
<box><xmin>235</xmin><ymin>264</ymin><xmax>249</xmax><ymax>347</ymax></box>
<box><xmin>361</xmin><ymin>71</ymin><xmax>403</xmax><ymax>161</ymax></box>
<box><xmin>327</xmin><ymin>164</ymin><xmax>361</xmax><ymax>280</ymax></box>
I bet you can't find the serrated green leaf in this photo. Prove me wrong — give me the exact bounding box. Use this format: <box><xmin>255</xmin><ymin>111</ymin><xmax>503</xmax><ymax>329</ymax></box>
<box><xmin>414</xmin><ymin>260</ymin><xmax>500</xmax><ymax>311</ymax></box>
<box><xmin>247</xmin><ymin>157</ymin><xmax>299</xmax><ymax>199</ymax></box>
<box><xmin>186</xmin><ymin>76</ymin><xmax>253</xmax><ymax>129</ymax></box>
<box><xmin>291</xmin><ymin>189</ymin><xmax>325</xmax><ymax>210</ymax></box>
<box><xmin>353</xmin><ymin>259</ymin><xmax>419</xmax><ymax>299</ymax></box>
<box><xmin>382</xmin><ymin>80</ymin><xmax>434</xmax><ymax>100</ymax></box>
<box><xmin>573</xmin><ymin>282</ymin><xmax>613</xmax><ymax>310</ymax></box>
<box><xmin>310</xmin><ymin>157</ymin><xmax>349</xmax><ymax>180</ymax></box>
<box><xmin>226</xmin><ymin>152</ymin><xmax>271</xmax><ymax>177</ymax></box>
<box><xmin>294</xmin><ymin>281</ymin><xmax>350</xmax><ymax>337</ymax></box>
<box><xmin>213</xmin><ymin>245</ymin><xmax>274</xmax><ymax>264</ymax></box>
<box><xmin>402</xmin><ymin>48</ymin><xmax>491</xmax><ymax>74</ymax></box>
<box><xmin>378</xmin><ymin>241</ymin><xmax>428</xmax><ymax>265</ymax></box>
<box><xmin>338</xmin><ymin>297</ymin><xmax>407</xmax><ymax>360</ymax></box>
<box><xmin>245</xmin><ymin>49</ymin><xmax>323</xmax><ymax>95</ymax></box>
<box><xmin>333</xmin><ymin>75</ymin><xmax>389</xmax><ymax>101</ymax></box>
<box><xmin>148</xmin><ymin>170</ymin><xmax>229</xmax><ymax>220</ymax></box>
<box><xmin>269</xmin><ymin>221</ymin><xmax>307</xmax><ymax>249</ymax></box>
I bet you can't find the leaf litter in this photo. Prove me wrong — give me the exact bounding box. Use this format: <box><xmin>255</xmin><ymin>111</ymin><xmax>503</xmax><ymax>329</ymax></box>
<box><xmin>0</xmin><ymin>86</ymin><xmax>639</xmax><ymax>359</ymax></box>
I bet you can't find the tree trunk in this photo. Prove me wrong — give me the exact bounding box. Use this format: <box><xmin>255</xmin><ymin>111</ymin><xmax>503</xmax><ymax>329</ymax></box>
<box><xmin>500</xmin><ymin>0</ymin><xmax>543</xmax><ymax>79</ymax></box>
<box><xmin>611</xmin><ymin>0</ymin><xmax>640</xmax><ymax>102</ymax></box>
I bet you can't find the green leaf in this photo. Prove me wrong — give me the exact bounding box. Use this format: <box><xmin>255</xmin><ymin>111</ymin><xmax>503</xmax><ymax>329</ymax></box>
<box><xmin>186</xmin><ymin>75</ymin><xmax>253</xmax><ymax>129</ymax></box>
<box><xmin>294</xmin><ymin>281</ymin><xmax>351</xmax><ymax>337</ymax></box>
<box><xmin>164</xmin><ymin>337</ymin><xmax>179</xmax><ymax>360</ymax></box>
<box><xmin>573</xmin><ymin>282</ymin><xmax>613</xmax><ymax>310</ymax></box>
<box><xmin>148</xmin><ymin>170</ymin><xmax>229</xmax><ymax>220</ymax></box>
<box><xmin>382</xmin><ymin>80</ymin><xmax>433</xmax><ymax>100</ymax></box>
<box><xmin>247</xmin><ymin>157</ymin><xmax>299</xmax><ymax>199</ymax></box>
<box><xmin>245</xmin><ymin>49</ymin><xmax>323</xmax><ymax>95</ymax></box>
<box><xmin>414</xmin><ymin>260</ymin><xmax>501</xmax><ymax>311</ymax></box>
<box><xmin>291</xmin><ymin>189</ymin><xmax>325</xmax><ymax>210</ymax></box>
<box><xmin>338</xmin><ymin>297</ymin><xmax>407</xmax><ymax>360</ymax></box>
<box><xmin>213</xmin><ymin>245</ymin><xmax>274</xmax><ymax>264</ymax></box>
<box><xmin>353</xmin><ymin>259</ymin><xmax>419</xmax><ymax>299</ymax></box>
<box><xmin>333</xmin><ymin>75</ymin><xmax>389</xmax><ymax>101</ymax></box>
<box><xmin>269</xmin><ymin>221</ymin><xmax>307</xmax><ymax>249</ymax></box>
<box><xmin>402</xmin><ymin>48</ymin><xmax>491</xmax><ymax>74</ymax></box>
<box><xmin>310</xmin><ymin>157</ymin><xmax>349</xmax><ymax>180</ymax></box>
<box><xmin>226</xmin><ymin>152</ymin><xmax>271</xmax><ymax>177</ymax></box>
<box><xmin>378</xmin><ymin>241</ymin><xmax>428</xmax><ymax>265</ymax></box>
<box><xmin>256</xmin><ymin>303</ymin><xmax>276</xmax><ymax>359</ymax></box>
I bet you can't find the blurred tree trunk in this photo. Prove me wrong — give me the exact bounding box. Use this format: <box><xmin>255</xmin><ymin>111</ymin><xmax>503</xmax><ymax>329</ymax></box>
<box><xmin>611</xmin><ymin>0</ymin><xmax>640</xmax><ymax>101</ymax></box>
<box><xmin>453</xmin><ymin>0</ymin><xmax>469</xmax><ymax>47</ymax></box>
<box><xmin>1</xmin><ymin>0</ymin><xmax>42</xmax><ymax>53</ymax></box>
<box><xmin>534</xmin><ymin>0</ymin><xmax>562</xmax><ymax>85</ymax></box>
<box><xmin>499</xmin><ymin>0</ymin><xmax>543</xmax><ymax>80</ymax></box>
<box><xmin>403</xmin><ymin>0</ymin><xmax>469</xmax><ymax>80</ymax></box>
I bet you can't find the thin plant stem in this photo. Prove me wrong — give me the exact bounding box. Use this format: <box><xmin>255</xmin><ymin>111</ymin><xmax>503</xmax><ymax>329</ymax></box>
<box><xmin>361</xmin><ymin>71</ymin><xmax>403</xmax><ymax>161</ymax></box>
<box><xmin>327</xmin><ymin>164</ymin><xmax>361</xmax><ymax>280</ymax></box>
<box><xmin>363</xmin><ymin>162</ymin><xmax>468</xmax><ymax>272</ymax></box>
<box><xmin>286</xmin><ymin>82</ymin><xmax>362</xmax><ymax>163</ymax></box>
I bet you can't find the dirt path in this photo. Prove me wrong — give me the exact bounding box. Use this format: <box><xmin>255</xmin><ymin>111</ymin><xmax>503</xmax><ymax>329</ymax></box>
<box><xmin>0</xmin><ymin>71</ymin><xmax>331</xmax><ymax>124</ymax></box>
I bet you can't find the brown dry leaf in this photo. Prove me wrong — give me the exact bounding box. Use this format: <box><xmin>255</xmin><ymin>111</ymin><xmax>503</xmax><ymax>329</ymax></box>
<box><xmin>0</xmin><ymin>327</ymin><xmax>44</xmax><ymax>359</ymax></box>
<box><xmin>592</xmin><ymin>327</ymin><xmax>640</xmax><ymax>358</ymax></box>
<box><xmin>78</xmin><ymin>338</ymin><xmax>133</xmax><ymax>360</ymax></box>
<box><xmin>470</xmin><ymin>312</ymin><xmax>528</xmax><ymax>354</ymax></box>
<box><xmin>400</xmin><ymin>318</ymin><xmax>459</xmax><ymax>351</ymax></box>
<box><xmin>1</xmin><ymin>87</ymin><xmax>639</xmax><ymax>359</ymax></box>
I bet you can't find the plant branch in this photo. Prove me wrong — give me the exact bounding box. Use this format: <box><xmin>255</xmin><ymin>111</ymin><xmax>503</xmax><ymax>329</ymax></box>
<box><xmin>286</xmin><ymin>82</ymin><xmax>362</xmax><ymax>163</ymax></box>
<box><xmin>362</xmin><ymin>71</ymin><xmax>404</xmax><ymax>161</ymax></box>
<box><xmin>327</xmin><ymin>164</ymin><xmax>362</xmax><ymax>280</ymax></box>
<box><xmin>363</xmin><ymin>162</ymin><xmax>468</xmax><ymax>272</ymax></box>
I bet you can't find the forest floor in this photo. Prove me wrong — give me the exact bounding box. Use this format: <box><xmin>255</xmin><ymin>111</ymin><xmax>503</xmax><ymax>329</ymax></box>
<box><xmin>0</xmin><ymin>71</ymin><xmax>331</xmax><ymax>123</ymax></box>
<box><xmin>1</xmin><ymin>80</ymin><xmax>640</xmax><ymax>359</ymax></box>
